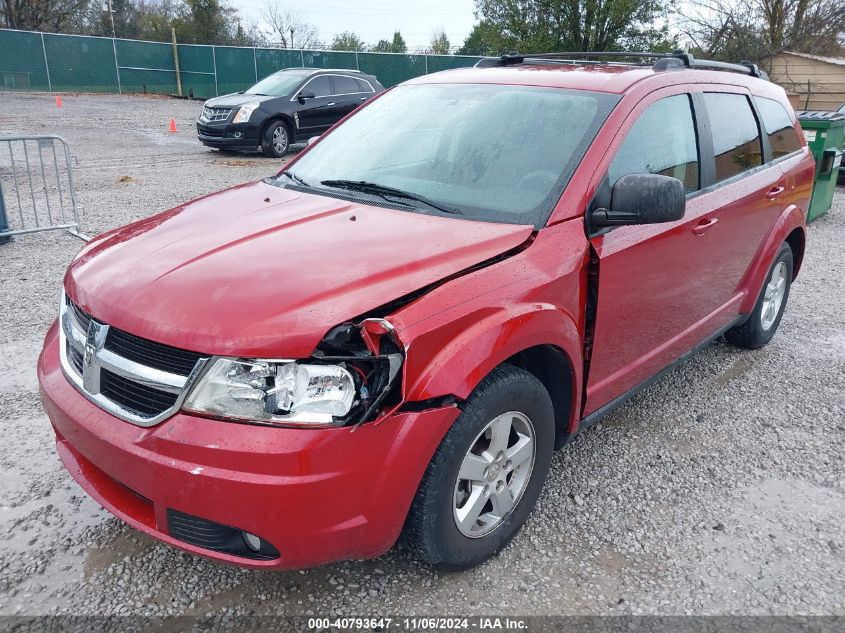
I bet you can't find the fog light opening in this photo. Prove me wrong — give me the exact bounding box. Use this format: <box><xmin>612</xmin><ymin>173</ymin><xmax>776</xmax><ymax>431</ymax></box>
<box><xmin>233</xmin><ymin>131</ymin><xmax>243</xmax><ymax>139</ymax></box>
<box><xmin>242</xmin><ymin>531</ymin><xmax>261</xmax><ymax>552</ymax></box>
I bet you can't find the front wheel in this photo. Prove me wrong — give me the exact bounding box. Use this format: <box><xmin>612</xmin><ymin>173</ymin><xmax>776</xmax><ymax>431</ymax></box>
<box><xmin>403</xmin><ymin>365</ymin><xmax>555</xmax><ymax>570</ymax></box>
<box><xmin>726</xmin><ymin>242</ymin><xmax>793</xmax><ymax>349</ymax></box>
<box><xmin>261</xmin><ymin>120</ymin><xmax>290</xmax><ymax>157</ymax></box>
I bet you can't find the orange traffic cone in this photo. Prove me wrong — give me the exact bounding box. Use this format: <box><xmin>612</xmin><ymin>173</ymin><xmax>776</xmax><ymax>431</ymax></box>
<box><xmin>168</xmin><ymin>117</ymin><xmax>177</xmax><ymax>133</ymax></box>
<box><xmin>55</xmin><ymin>95</ymin><xmax>63</xmax><ymax>108</ymax></box>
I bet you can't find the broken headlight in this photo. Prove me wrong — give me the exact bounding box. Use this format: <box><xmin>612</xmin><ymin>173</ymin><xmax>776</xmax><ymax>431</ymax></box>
<box><xmin>182</xmin><ymin>354</ymin><xmax>401</xmax><ymax>428</ymax></box>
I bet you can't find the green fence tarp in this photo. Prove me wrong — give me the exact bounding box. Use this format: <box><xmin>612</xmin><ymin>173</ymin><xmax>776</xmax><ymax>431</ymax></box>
<box><xmin>0</xmin><ymin>29</ymin><xmax>50</xmax><ymax>90</ymax></box>
<box><xmin>116</xmin><ymin>38</ymin><xmax>176</xmax><ymax>94</ymax></box>
<box><xmin>0</xmin><ymin>29</ymin><xmax>481</xmax><ymax>98</ymax></box>
<box><xmin>43</xmin><ymin>32</ymin><xmax>120</xmax><ymax>93</ymax></box>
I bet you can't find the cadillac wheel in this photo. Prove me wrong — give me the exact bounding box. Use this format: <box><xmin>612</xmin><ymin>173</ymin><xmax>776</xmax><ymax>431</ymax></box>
<box><xmin>262</xmin><ymin>120</ymin><xmax>290</xmax><ymax>157</ymax></box>
<box><xmin>404</xmin><ymin>365</ymin><xmax>555</xmax><ymax>570</ymax></box>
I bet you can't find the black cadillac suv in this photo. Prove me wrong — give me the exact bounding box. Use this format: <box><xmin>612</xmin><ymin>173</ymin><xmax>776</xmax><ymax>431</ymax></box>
<box><xmin>196</xmin><ymin>68</ymin><xmax>385</xmax><ymax>157</ymax></box>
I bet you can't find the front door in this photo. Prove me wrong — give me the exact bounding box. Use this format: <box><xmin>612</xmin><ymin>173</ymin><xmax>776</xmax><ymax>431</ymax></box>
<box><xmin>295</xmin><ymin>75</ymin><xmax>336</xmax><ymax>136</ymax></box>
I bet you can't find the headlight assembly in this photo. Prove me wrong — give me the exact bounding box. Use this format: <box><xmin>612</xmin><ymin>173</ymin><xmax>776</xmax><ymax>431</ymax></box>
<box><xmin>232</xmin><ymin>102</ymin><xmax>261</xmax><ymax>123</ymax></box>
<box><xmin>182</xmin><ymin>354</ymin><xmax>402</xmax><ymax>428</ymax></box>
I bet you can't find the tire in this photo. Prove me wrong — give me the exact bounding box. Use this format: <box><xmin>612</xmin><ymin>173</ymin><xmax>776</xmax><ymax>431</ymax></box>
<box><xmin>404</xmin><ymin>365</ymin><xmax>555</xmax><ymax>570</ymax></box>
<box><xmin>725</xmin><ymin>242</ymin><xmax>793</xmax><ymax>350</ymax></box>
<box><xmin>261</xmin><ymin>120</ymin><xmax>290</xmax><ymax>157</ymax></box>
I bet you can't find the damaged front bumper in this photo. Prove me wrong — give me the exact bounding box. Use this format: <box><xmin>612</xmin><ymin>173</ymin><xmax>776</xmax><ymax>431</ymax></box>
<box><xmin>39</xmin><ymin>321</ymin><xmax>460</xmax><ymax>568</ymax></box>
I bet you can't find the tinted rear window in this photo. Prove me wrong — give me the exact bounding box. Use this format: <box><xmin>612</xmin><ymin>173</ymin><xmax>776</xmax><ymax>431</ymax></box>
<box><xmin>755</xmin><ymin>96</ymin><xmax>802</xmax><ymax>159</ymax></box>
<box><xmin>332</xmin><ymin>75</ymin><xmax>361</xmax><ymax>94</ymax></box>
<box><xmin>704</xmin><ymin>93</ymin><xmax>763</xmax><ymax>182</ymax></box>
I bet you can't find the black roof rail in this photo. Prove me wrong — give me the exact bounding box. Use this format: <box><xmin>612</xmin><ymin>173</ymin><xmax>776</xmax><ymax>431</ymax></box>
<box><xmin>474</xmin><ymin>50</ymin><xmax>769</xmax><ymax>80</ymax></box>
<box><xmin>654</xmin><ymin>52</ymin><xmax>768</xmax><ymax>79</ymax></box>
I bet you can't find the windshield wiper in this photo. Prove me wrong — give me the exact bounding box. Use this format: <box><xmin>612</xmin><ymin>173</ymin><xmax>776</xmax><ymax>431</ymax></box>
<box><xmin>320</xmin><ymin>179</ymin><xmax>462</xmax><ymax>215</ymax></box>
<box><xmin>279</xmin><ymin>170</ymin><xmax>312</xmax><ymax>188</ymax></box>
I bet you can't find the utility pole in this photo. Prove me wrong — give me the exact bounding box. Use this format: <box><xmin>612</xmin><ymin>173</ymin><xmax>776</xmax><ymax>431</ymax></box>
<box><xmin>172</xmin><ymin>28</ymin><xmax>183</xmax><ymax>97</ymax></box>
<box><xmin>106</xmin><ymin>0</ymin><xmax>116</xmax><ymax>38</ymax></box>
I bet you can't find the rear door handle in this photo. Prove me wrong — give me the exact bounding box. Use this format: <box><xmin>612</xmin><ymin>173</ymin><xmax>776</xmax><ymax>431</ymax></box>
<box><xmin>766</xmin><ymin>185</ymin><xmax>785</xmax><ymax>200</ymax></box>
<box><xmin>692</xmin><ymin>217</ymin><xmax>719</xmax><ymax>235</ymax></box>
<box><xmin>327</xmin><ymin>102</ymin><xmax>336</xmax><ymax>107</ymax></box>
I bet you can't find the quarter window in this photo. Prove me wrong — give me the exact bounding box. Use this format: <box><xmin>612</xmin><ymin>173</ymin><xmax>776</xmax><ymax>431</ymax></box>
<box><xmin>703</xmin><ymin>93</ymin><xmax>763</xmax><ymax>181</ymax></box>
<box><xmin>754</xmin><ymin>96</ymin><xmax>802</xmax><ymax>159</ymax></box>
<box><xmin>608</xmin><ymin>94</ymin><xmax>699</xmax><ymax>193</ymax></box>
<box><xmin>332</xmin><ymin>75</ymin><xmax>361</xmax><ymax>95</ymax></box>
<box><xmin>355</xmin><ymin>78</ymin><xmax>374</xmax><ymax>93</ymax></box>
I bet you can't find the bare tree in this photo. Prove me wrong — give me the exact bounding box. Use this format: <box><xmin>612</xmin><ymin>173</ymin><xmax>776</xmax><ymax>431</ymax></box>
<box><xmin>2</xmin><ymin>0</ymin><xmax>91</xmax><ymax>31</ymax></box>
<box><xmin>675</xmin><ymin>0</ymin><xmax>845</xmax><ymax>60</ymax></box>
<box><xmin>260</xmin><ymin>0</ymin><xmax>319</xmax><ymax>49</ymax></box>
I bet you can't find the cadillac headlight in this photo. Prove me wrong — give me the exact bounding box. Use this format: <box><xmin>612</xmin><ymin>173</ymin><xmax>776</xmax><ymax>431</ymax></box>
<box><xmin>183</xmin><ymin>359</ymin><xmax>356</xmax><ymax>427</ymax></box>
<box><xmin>232</xmin><ymin>102</ymin><xmax>261</xmax><ymax>123</ymax></box>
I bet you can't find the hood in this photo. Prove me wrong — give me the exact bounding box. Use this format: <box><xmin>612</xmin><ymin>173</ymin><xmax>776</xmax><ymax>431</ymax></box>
<box><xmin>204</xmin><ymin>93</ymin><xmax>276</xmax><ymax>109</ymax></box>
<box><xmin>66</xmin><ymin>181</ymin><xmax>533</xmax><ymax>358</ymax></box>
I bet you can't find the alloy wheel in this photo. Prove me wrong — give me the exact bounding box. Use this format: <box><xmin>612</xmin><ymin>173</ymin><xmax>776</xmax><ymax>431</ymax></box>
<box><xmin>453</xmin><ymin>411</ymin><xmax>536</xmax><ymax>538</ymax></box>
<box><xmin>761</xmin><ymin>261</ymin><xmax>787</xmax><ymax>330</ymax></box>
<box><xmin>273</xmin><ymin>126</ymin><xmax>287</xmax><ymax>153</ymax></box>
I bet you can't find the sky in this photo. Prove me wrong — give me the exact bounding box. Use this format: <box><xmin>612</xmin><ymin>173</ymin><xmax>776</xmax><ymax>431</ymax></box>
<box><xmin>234</xmin><ymin>0</ymin><xmax>479</xmax><ymax>50</ymax></box>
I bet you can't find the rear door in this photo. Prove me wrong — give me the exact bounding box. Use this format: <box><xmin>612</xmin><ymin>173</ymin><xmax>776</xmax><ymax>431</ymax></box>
<box><xmin>330</xmin><ymin>74</ymin><xmax>368</xmax><ymax>119</ymax></box>
<box><xmin>584</xmin><ymin>88</ymin><xmax>742</xmax><ymax>414</ymax></box>
<box><xmin>693</xmin><ymin>90</ymin><xmax>787</xmax><ymax>301</ymax></box>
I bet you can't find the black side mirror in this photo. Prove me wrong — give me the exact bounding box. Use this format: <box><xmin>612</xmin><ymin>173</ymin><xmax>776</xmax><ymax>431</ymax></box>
<box><xmin>297</xmin><ymin>90</ymin><xmax>316</xmax><ymax>102</ymax></box>
<box><xmin>591</xmin><ymin>173</ymin><xmax>685</xmax><ymax>228</ymax></box>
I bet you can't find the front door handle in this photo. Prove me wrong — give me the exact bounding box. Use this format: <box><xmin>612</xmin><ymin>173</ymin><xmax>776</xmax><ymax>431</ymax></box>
<box><xmin>326</xmin><ymin>102</ymin><xmax>336</xmax><ymax>107</ymax></box>
<box><xmin>766</xmin><ymin>185</ymin><xmax>785</xmax><ymax>200</ymax></box>
<box><xmin>692</xmin><ymin>217</ymin><xmax>719</xmax><ymax>235</ymax></box>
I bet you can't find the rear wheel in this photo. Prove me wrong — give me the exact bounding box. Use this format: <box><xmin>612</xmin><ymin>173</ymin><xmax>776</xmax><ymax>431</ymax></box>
<box><xmin>725</xmin><ymin>242</ymin><xmax>793</xmax><ymax>349</ymax></box>
<box><xmin>404</xmin><ymin>365</ymin><xmax>555</xmax><ymax>569</ymax></box>
<box><xmin>261</xmin><ymin>120</ymin><xmax>290</xmax><ymax>157</ymax></box>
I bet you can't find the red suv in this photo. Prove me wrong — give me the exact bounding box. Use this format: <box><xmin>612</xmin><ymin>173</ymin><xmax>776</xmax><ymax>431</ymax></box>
<box><xmin>38</xmin><ymin>53</ymin><xmax>814</xmax><ymax>570</ymax></box>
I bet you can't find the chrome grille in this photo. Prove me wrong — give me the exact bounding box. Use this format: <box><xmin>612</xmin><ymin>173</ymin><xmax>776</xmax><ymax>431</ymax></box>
<box><xmin>200</xmin><ymin>106</ymin><xmax>231</xmax><ymax>122</ymax></box>
<box><xmin>59</xmin><ymin>293</ymin><xmax>208</xmax><ymax>427</ymax></box>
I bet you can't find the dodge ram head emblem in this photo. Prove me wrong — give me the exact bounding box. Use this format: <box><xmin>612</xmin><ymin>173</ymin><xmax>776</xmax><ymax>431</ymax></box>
<box><xmin>81</xmin><ymin>321</ymin><xmax>109</xmax><ymax>394</ymax></box>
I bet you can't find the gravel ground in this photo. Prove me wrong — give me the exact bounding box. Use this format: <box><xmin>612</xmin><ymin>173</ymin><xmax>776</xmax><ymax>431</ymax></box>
<box><xmin>0</xmin><ymin>92</ymin><xmax>843</xmax><ymax>619</ymax></box>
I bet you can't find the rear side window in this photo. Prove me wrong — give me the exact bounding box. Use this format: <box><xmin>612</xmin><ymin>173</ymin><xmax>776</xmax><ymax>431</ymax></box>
<box><xmin>703</xmin><ymin>93</ymin><xmax>763</xmax><ymax>181</ymax></box>
<box><xmin>755</xmin><ymin>96</ymin><xmax>802</xmax><ymax>158</ymax></box>
<box><xmin>332</xmin><ymin>75</ymin><xmax>361</xmax><ymax>95</ymax></box>
<box><xmin>608</xmin><ymin>94</ymin><xmax>699</xmax><ymax>193</ymax></box>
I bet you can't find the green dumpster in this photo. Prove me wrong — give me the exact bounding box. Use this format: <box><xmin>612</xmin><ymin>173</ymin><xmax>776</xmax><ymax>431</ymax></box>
<box><xmin>797</xmin><ymin>110</ymin><xmax>844</xmax><ymax>222</ymax></box>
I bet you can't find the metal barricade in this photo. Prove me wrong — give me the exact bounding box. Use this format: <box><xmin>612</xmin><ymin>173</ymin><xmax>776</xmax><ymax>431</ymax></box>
<box><xmin>0</xmin><ymin>135</ymin><xmax>84</xmax><ymax>243</ymax></box>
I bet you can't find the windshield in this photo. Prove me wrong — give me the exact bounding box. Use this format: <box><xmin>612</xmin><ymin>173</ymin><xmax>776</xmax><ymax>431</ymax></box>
<box><xmin>281</xmin><ymin>83</ymin><xmax>617</xmax><ymax>226</ymax></box>
<box><xmin>246</xmin><ymin>72</ymin><xmax>308</xmax><ymax>97</ymax></box>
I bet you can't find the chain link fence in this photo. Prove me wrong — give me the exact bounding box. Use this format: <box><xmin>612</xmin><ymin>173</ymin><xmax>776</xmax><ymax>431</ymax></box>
<box><xmin>0</xmin><ymin>28</ymin><xmax>481</xmax><ymax>99</ymax></box>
